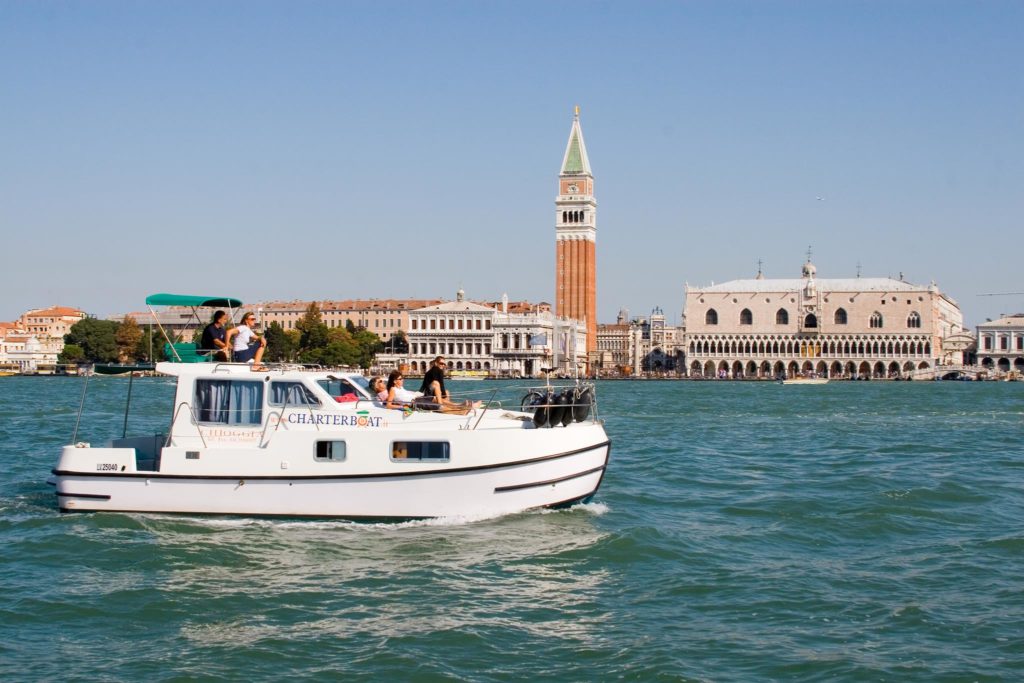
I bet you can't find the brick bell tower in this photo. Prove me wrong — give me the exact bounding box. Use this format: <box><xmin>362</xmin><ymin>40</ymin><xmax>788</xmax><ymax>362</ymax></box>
<box><xmin>555</xmin><ymin>106</ymin><xmax>597</xmax><ymax>367</ymax></box>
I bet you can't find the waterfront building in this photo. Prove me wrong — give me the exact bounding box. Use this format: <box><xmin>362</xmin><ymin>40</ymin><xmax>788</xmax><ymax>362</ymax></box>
<box><xmin>0</xmin><ymin>332</ymin><xmax>49</xmax><ymax>373</ymax></box>
<box><xmin>0</xmin><ymin>322</ymin><xmax>27</xmax><ymax>371</ymax></box>
<box><xmin>492</xmin><ymin>294</ymin><xmax>586</xmax><ymax>378</ymax></box>
<box><xmin>595</xmin><ymin>308</ymin><xmax>685</xmax><ymax>377</ymax></box>
<box><xmin>683</xmin><ymin>259</ymin><xmax>967</xmax><ymax>379</ymax></box>
<box><xmin>258</xmin><ymin>298</ymin><xmax>441</xmax><ymax>342</ymax></box>
<box><xmin>596</xmin><ymin>310</ymin><xmax>644</xmax><ymax>376</ymax></box>
<box><xmin>0</xmin><ymin>306</ymin><xmax>85</xmax><ymax>372</ymax></box>
<box><xmin>112</xmin><ymin>308</ymin><xmax>225</xmax><ymax>344</ymax></box>
<box><xmin>403</xmin><ymin>290</ymin><xmax>495</xmax><ymax>375</ymax></box>
<box><xmin>638</xmin><ymin>307</ymin><xmax>685</xmax><ymax>373</ymax></box>
<box><xmin>384</xmin><ymin>291</ymin><xmax>587</xmax><ymax>377</ymax></box>
<box><xmin>18</xmin><ymin>306</ymin><xmax>85</xmax><ymax>339</ymax></box>
<box><xmin>555</xmin><ymin>108</ymin><xmax>597</xmax><ymax>365</ymax></box>
<box><xmin>976</xmin><ymin>314</ymin><xmax>1024</xmax><ymax>376</ymax></box>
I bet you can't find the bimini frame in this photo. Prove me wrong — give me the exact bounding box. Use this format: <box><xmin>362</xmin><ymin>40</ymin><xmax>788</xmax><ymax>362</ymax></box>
<box><xmin>144</xmin><ymin>293</ymin><xmax>243</xmax><ymax>362</ymax></box>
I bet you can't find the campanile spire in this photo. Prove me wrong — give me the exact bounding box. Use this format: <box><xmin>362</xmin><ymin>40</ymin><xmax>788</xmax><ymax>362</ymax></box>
<box><xmin>555</xmin><ymin>108</ymin><xmax>597</xmax><ymax>366</ymax></box>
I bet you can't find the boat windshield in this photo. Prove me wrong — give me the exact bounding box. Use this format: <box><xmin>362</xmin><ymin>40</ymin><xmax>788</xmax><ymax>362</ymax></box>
<box><xmin>317</xmin><ymin>376</ymin><xmax>372</xmax><ymax>402</ymax></box>
<box><xmin>348</xmin><ymin>375</ymin><xmax>371</xmax><ymax>393</ymax></box>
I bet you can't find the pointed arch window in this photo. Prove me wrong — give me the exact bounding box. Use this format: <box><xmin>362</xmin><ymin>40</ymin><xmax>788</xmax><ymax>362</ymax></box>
<box><xmin>834</xmin><ymin>308</ymin><xmax>848</xmax><ymax>325</ymax></box>
<box><xmin>776</xmin><ymin>309</ymin><xmax>789</xmax><ymax>325</ymax></box>
<box><xmin>740</xmin><ymin>309</ymin><xmax>753</xmax><ymax>325</ymax></box>
<box><xmin>804</xmin><ymin>314</ymin><xmax>818</xmax><ymax>328</ymax></box>
<box><xmin>870</xmin><ymin>312</ymin><xmax>883</xmax><ymax>329</ymax></box>
<box><xmin>705</xmin><ymin>309</ymin><xmax>718</xmax><ymax>325</ymax></box>
<box><xmin>907</xmin><ymin>311</ymin><xmax>921</xmax><ymax>328</ymax></box>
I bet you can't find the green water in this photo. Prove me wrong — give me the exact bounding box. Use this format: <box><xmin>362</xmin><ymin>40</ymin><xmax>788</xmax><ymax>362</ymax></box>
<box><xmin>1</xmin><ymin>377</ymin><xmax>1022</xmax><ymax>681</ymax></box>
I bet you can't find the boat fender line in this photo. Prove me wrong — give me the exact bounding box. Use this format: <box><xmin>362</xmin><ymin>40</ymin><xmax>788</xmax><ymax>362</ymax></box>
<box><xmin>572</xmin><ymin>387</ymin><xmax>593</xmax><ymax>422</ymax></box>
<box><xmin>531</xmin><ymin>392</ymin><xmax>551</xmax><ymax>428</ymax></box>
<box><xmin>556</xmin><ymin>390</ymin><xmax>574</xmax><ymax>427</ymax></box>
<box><xmin>547</xmin><ymin>391</ymin><xmax>568</xmax><ymax>428</ymax></box>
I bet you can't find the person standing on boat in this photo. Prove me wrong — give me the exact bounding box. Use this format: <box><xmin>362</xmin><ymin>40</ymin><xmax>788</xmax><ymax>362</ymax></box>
<box><xmin>199</xmin><ymin>310</ymin><xmax>230</xmax><ymax>361</ymax></box>
<box><xmin>226</xmin><ymin>312</ymin><xmax>267</xmax><ymax>370</ymax></box>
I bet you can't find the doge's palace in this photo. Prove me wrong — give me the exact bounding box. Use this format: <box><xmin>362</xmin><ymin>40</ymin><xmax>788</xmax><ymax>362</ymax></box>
<box><xmin>683</xmin><ymin>259</ymin><xmax>966</xmax><ymax>379</ymax></box>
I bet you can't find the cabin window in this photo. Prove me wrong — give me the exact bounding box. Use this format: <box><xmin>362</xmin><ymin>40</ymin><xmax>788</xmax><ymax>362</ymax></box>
<box><xmin>269</xmin><ymin>381</ymin><xmax>320</xmax><ymax>407</ymax></box>
<box><xmin>315</xmin><ymin>441</ymin><xmax>347</xmax><ymax>461</ymax></box>
<box><xmin>194</xmin><ymin>379</ymin><xmax>263</xmax><ymax>426</ymax></box>
<box><xmin>391</xmin><ymin>441</ymin><xmax>450</xmax><ymax>462</ymax></box>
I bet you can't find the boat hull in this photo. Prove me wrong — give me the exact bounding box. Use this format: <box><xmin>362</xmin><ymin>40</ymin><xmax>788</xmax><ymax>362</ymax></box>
<box><xmin>52</xmin><ymin>436</ymin><xmax>610</xmax><ymax>519</ymax></box>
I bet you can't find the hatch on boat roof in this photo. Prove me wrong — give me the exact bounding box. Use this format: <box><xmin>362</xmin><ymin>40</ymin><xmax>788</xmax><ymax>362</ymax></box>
<box><xmin>145</xmin><ymin>293</ymin><xmax>244</xmax><ymax>308</ymax></box>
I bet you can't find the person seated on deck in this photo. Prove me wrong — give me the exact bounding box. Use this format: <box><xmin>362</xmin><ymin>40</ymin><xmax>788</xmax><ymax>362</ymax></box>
<box><xmin>225</xmin><ymin>312</ymin><xmax>267</xmax><ymax>370</ymax></box>
<box><xmin>385</xmin><ymin>370</ymin><xmax>422</xmax><ymax>410</ymax></box>
<box><xmin>419</xmin><ymin>356</ymin><xmax>481</xmax><ymax>413</ymax></box>
<box><xmin>199</xmin><ymin>310</ymin><xmax>230</xmax><ymax>361</ymax></box>
<box><xmin>368</xmin><ymin>376</ymin><xmax>387</xmax><ymax>403</ymax></box>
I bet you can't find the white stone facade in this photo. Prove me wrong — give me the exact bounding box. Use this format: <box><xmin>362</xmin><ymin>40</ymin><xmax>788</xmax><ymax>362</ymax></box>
<box><xmin>384</xmin><ymin>292</ymin><xmax>587</xmax><ymax>378</ymax></box>
<box><xmin>405</xmin><ymin>296</ymin><xmax>496</xmax><ymax>374</ymax></box>
<box><xmin>976</xmin><ymin>314</ymin><xmax>1024</xmax><ymax>376</ymax></box>
<box><xmin>683</xmin><ymin>261</ymin><xmax>966</xmax><ymax>379</ymax></box>
<box><xmin>492</xmin><ymin>310</ymin><xmax>586</xmax><ymax>378</ymax></box>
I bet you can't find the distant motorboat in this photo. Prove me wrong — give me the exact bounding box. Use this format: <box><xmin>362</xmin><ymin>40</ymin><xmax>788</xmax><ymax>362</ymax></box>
<box><xmin>450</xmin><ymin>371</ymin><xmax>487</xmax><ymax>381</ymax></box>
<box><xmin>780</xmin><ymin>376</ymin><xmax>830</xmax><ymax>385</ymax></box>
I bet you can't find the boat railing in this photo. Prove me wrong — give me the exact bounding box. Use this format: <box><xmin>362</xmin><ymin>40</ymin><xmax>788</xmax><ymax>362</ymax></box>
<box><xmin>258</xmin><ymin>391</ymin><xmax>326</xmax><ymax>447</ymax></box>
<box><xmin>512</xmin><ymin>380</ymin><xmax>599</xmax><ymax>424</ymax></box>
<box><xmin>166</xmin><ymin>401</ymin><xmax>209</xmax><ymax>449</ymax></box>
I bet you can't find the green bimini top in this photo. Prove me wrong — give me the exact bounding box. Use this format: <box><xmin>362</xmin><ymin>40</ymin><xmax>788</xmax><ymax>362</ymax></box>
<box><xmin>145</xmin><ymin>293</ymin><xmax>244</xmax><ymax>308</ymax></box>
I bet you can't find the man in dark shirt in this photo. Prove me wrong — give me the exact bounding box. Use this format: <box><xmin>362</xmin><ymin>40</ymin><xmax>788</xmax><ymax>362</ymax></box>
<box><xmin>200</xmin><ymin>310</ymin><xmax>229</xmax><ymax>361</ymax></box>
<box><xmin>420</xmin><ymin>356</ymin><xmax>449</xmax><ymax>401</ymax></box>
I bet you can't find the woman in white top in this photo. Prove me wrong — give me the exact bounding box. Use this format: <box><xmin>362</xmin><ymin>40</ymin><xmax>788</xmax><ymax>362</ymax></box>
<box><xmin>224</xmin><ymin>312</ymin><xmax>267</xmax><ymax>370</ymax></box>
<box><xmin>385</xmin><ymin>370</ymin><xmax>421</xmax><ymax>409</ymax></box>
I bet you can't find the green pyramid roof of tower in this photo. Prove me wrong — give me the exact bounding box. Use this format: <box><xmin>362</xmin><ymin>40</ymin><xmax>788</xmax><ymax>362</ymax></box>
<box><xmin>560</xmin><ymin>112</ymin><xmax>592</xmax><ymax>176</ymax></box>
<box><xmin>563</xmin><ymin>131</ymin><xmax>584</xmax><ymax>174</ymax></box>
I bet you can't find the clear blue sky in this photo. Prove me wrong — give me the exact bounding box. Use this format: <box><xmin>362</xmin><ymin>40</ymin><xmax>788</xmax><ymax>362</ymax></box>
<box><xmin>2</xmin><ymin>1</ymin><xmax>1021</xmax><ymax>328</ymax></box>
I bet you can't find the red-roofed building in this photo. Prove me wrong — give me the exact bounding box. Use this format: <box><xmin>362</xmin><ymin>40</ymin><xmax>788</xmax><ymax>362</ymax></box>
<box><xmin>0</xmin><ymin>306</ymin><xmax>86</xmax><ymax>372</ymax></box>
<box><xmin>18</xmin><ymin>306</ymin><xmax>85</xmax><ymax>340</ymax></box>
<box><xmin>258</xmin><ymin>299</ymin><xmax>443</xmax><ymax>342</ymax></box>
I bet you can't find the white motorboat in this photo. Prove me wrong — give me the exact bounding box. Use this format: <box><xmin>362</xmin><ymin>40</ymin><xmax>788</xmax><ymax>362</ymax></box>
<box><xmin>50</xmin><ymin>326</ymin><xmax>609</xmax><ymax>520</ymax></box>
<box><xmin>780</xmin><ymin>376</ymin><xmax>830</xmax><ymax>385</ymax></box>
